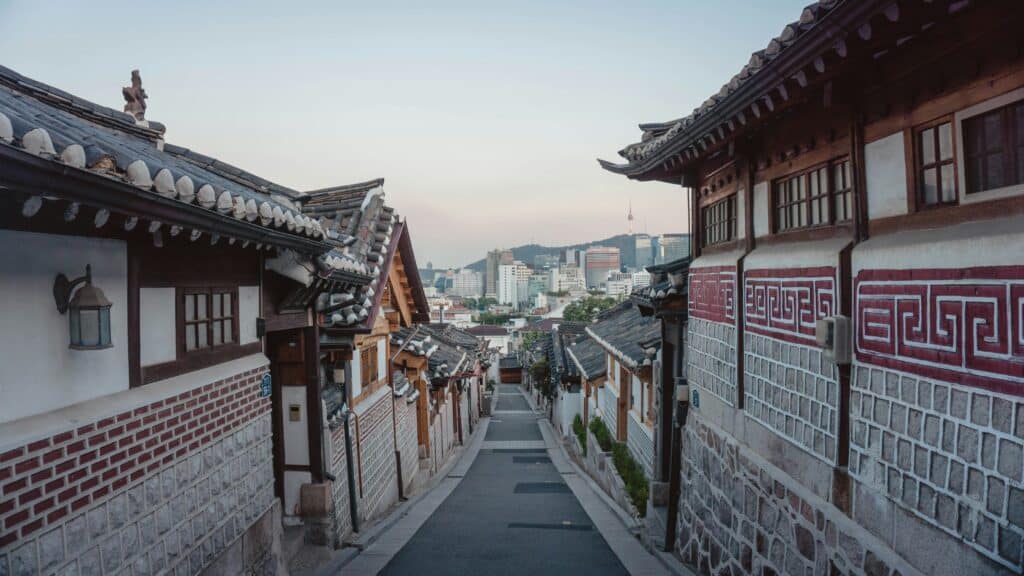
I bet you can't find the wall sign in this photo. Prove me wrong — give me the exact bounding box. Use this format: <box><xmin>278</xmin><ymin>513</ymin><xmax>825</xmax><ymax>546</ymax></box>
<box><xmin>260</xmin><ymin>373</ymin><xmax>272</xmax><ymax>398</ymax></box>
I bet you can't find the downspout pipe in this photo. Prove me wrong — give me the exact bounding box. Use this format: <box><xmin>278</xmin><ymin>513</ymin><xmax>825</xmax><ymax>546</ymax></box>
<box><xmin>342</xmin><ymin>406</ymin><xmax>360</xmax><ymax>533</ymax></box>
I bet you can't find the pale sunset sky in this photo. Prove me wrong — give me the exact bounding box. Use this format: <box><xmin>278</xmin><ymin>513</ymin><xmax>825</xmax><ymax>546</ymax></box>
<box><xmin>0</xmin><ymin>0</ymin><xmax>807</xmax><ymax>267</ymax></box>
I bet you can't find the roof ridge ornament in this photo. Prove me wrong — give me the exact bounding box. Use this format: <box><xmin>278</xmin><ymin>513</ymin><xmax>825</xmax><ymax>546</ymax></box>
<box><xmin>122</xmin><ymin>69</ymin><xmax>148</xmax><ymax>123</ymax></box>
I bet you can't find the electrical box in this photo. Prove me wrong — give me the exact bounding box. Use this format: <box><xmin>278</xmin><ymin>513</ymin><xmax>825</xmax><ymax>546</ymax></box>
<box><xmin>289</xmin><ymin>404</ymin><xmax>302</xmax><ymax>422</ymax></box>
<box><xmin>816</xmin><ymin>315</ymin><xmax>851</xmax><ymax>365</ymax></box>
<box><xmin>675</xmin><ymin>378</ymin><xmax>690</xmax><ymax>404</ymax></box>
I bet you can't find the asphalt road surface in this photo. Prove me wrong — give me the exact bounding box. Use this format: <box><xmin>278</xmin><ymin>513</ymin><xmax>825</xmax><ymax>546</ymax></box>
<box><xmin>377</xmin><ymin>384</ymin><xmax>629</xmax><ymax>576</ymax></box>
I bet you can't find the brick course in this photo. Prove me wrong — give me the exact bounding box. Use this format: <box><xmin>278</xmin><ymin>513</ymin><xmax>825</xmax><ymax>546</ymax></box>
<box><xmin>0</xmin><ymin>365</ymin><xmax>274</xmax><ymax>575</ymax></box>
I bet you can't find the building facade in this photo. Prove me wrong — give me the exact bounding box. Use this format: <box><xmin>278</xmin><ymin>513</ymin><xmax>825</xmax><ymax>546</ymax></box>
<box><xmin>584</xmin><ymin>246</ymin><xmax>621</xmax><ymax>290</ymax></box>
<box><xmin>602</xmin><ymin>2</ymin><xmax>1024</xmax><ymax>574</ymax></box>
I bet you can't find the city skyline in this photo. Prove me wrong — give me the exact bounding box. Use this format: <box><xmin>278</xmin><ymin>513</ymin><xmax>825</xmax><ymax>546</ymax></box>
<box><xmin>0</xmin><ymin>0</ymin><xmax>806</xmax><ymax>265</ymax></box>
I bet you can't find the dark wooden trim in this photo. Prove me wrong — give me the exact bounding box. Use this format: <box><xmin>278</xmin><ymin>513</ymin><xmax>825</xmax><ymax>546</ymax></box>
<box><xmin>269</xmin><ymin>334</ymin><xmax>285</xmax><ymax>506</ymax></box>
<box><xmin>658</xmin><ymin>321</ymin><xmax>674</xmax><ymax>482</ymax></box>
<box><xmin>869</xmin><ymin>193</ymin><xmax>1024</xmax><ymax>237</ymax></box>
<box><xmin>142</xmin><ymin>342</ymin><xmax>262</xmax><ymax>385</ymax></box>
<box><xmin>850</xmin><ymin>111</ymin><xmax>869</xmax><ymax>242</ymax></box>
<box><xmin>0</xmin><ymin>145</ymin><xmax>329</xmax><ymax>254</ymax></box>
<box><xmin>734</xmin><ymin>256</ymin><xmax>746</xmax><ymax>411</ymax></box>
<box><xmin>283</xmin><ymin>464</ymin><xmax>312</xmax><ymax>472</ymax></box>
<box><xmin>755</xmin><ymin>223</ymin><xmax>855</xmax><ymax>246</ymax></box>
<box><xmin>834</xmin><ymin>245</ymin><xmax>854</xmax><ymax>516</ymax></box>
<box><xmin>305</xmin><ymin>326</ymin><xmax>324</xmax><ymax>484</ymax></box>
<box><xmin>175</xmin><ymin>286</ymin><xmax>241</xmax><ymax>358</ymax></box>
<box><xmin>743</xmin><ymin>158</ymin><xmax>756</xmax><ymax>254</ymax></box>
<box><xmin>127</xmin><ymin>244</ymin><xmax>141</xmax><ymax>388</ymax></box>
<box><xmin>688</xmin><ymin>171</ymin><xmax>702</xmax><ymax>260</ymax></box>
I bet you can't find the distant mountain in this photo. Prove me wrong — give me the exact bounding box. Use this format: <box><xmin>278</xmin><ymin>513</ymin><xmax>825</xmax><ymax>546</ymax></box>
<box><xmin>461</xmin><ymin>234</ymin><xmax>653</xmax><ymax>272</ymax></box>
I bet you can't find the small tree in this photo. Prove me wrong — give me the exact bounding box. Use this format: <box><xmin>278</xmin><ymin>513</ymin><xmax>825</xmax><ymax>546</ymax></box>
<box><xmin>563</xmin><ymin>296</ymin><xmax>617</xmax><ymax>323</ymax></box>
<box><xmin>530</xmin><ymin>358</ymin><xmax>552</xmax><ymax>399</ymax></box>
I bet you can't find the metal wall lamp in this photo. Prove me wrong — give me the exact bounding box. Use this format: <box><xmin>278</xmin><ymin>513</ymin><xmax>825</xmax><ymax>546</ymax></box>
<box><xmin>53</xmin><ymin>264</ymin><xmax>113</xmax><ymax>350</ymax></box>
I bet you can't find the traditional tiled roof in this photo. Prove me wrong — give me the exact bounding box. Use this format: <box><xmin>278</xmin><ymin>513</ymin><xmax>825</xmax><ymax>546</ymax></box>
<box><xmin>566</xmin><ymin>336</ymin><xmax>607</xmax><ymax>382</ymax></box>
<box><xmin>632</xmin><ymin>257</ymin><xmax>691</xmax><ymax>310</ymax></box>
<box><xmin>0</xmin><ymin>65</ymin><xmax>330</xmax><ymax>249</ymax></box>
<box><xmin>466</xmin><ymin>325</ymin><xmax>508</xmax><ymax>337</ymax></box>
<box><xmin>306</xmin><ymin>180</ymin><xmax>409</xmax><ymax>330</ymax></box>
<box><xmin>599</xmin><ymin>1</ymin><xmax>907</xmax><ymax>179</ymax></box>
<box><xmin>499</xmin><ymin>356</ymin><xmax>521</xmax><ymax>370</ymax></box>
<box><xmin>585</xmin><ymin>301</ymin><xmax>661</xmax><ymax>369</ymax></box>
<box><xmin>391</xmin><ymin>324</ymin><xmax>478</xmax><ymax>382</ymax></box>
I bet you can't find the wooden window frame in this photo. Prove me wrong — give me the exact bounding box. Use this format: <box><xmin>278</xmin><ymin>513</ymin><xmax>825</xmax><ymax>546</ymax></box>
<box><xmin>962</xmin><ymin>101</ymin><xmax>1024</xmax><ymax>195</ymax></box>
<box><xmin>770</xmin><ymin>158</ymin><xmax>853</xmax><ymax>234</ymax></box>
<box><xmin>701</xmin><ymin>194</ymin><xmax>737</xmax><ymax>247</ymax></box>
<box><xmin>914</xmin><ymin>116</ymin><xmax>958</xmax><ymax>208</ymax></box>
<box><xmin>360</xmin><ymin>344</ymin><xmax>378</xmax><ymax>389</ymax></box>
<box><xmin>177</xmin><ymin>286</ymin><xmax>240</xmax><ymax>357</ymax></box>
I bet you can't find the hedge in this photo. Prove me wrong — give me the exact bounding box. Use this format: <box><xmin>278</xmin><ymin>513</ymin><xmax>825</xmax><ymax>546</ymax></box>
<box><xmin>572</xmin><ymin>414</ymin><xmax>587</xmax><ymax>456</ymax></box>
<box><xmin>588</xmin><ymin>417</ymin><xmax>647</xmax><ymax>517</ymax></box>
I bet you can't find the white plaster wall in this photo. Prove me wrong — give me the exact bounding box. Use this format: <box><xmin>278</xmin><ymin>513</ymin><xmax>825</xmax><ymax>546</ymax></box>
<box><xmin>852</xmin><ymin>213</ymin><xmax>1024</xmax><ymax>273</ymax></box>
<box><xmin>744</xmin><ymin>233</ymin><xmax>853</xmax><ymax>270</ymax></box>
<box><xmin>238</xmin><ymin>285</ymin><xmax>260</xmax><ymax>346</ymax></box>
<box><xmin>282</xmin><ymin>385</ymin><xmax>309</xmax><ymax>466</ymax></box>
<box><xmin>865</xmin><ymin>131</ymin><xmax>909</xmax><ymax>220</ymax></box>
<box><xmin>753</xmin><ymin>181</ymin><xmax>769</xmax><ymax>237</ymax></box>
<box><xmin>691</xmin><ymin>247</ymin><xmax>746</xmax><ymax>270</ymax></box>
<box><xmin>140</xmin><ymin>287</ymin><xmax>175</xmax><ymax>367</ymax></box>
<box><xmin>377</xmin><ymin>340</ymin><xmax>387</xmax><ymax>381</ymax></box>
<box><xmin>0</xmin><ymin>230</ymin><xmax>128</xmax><ymax>424</ymax></box>
<box><xmin>350</xmin><ymin>355</ymin><xmax>362</xmax><ymax>399</ymax></box>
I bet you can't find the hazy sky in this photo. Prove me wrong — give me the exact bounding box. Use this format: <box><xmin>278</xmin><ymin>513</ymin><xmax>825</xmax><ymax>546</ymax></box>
<box><xmin>0</xmin><ymin>0</ymin><xmax>806</xmax><ymax>267</ymax></box>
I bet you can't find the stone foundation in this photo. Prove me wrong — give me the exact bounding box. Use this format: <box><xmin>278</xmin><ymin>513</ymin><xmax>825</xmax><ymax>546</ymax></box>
<box><xmin>0</xmin><ymin>361</ymin><xmax>276</xmax><ymax>575</ymax></box>
<box><xmin>676</xmin><ymin>416</ymin><xmax>921</xmax><ymax>576</ymax></box>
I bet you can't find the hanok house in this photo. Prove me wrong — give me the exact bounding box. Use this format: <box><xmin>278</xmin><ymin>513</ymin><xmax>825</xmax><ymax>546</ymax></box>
<box><xmin>562</xmin><ymin>326</ymin><xmax>608</xmax><ymax>428</ymax></box>
<box><xmin>0</xmin><ymin>66</ymin><xmax>345</xmax><ymax>575</ymax></box>
<box><xmin>299</xmin><ymin>179</ymin><xmax>430</xmax><ymax>544</ymax></box>
<box><xmin>498</xmin><ymin>355</ymin><xmax>522</xmax><ymax>384</ymax></box>
<box><xmin>585</xmin><ymin>302</ymin><xmax>661</xmax><ymax>479</ymax></box>
<box><xmin>629</xmin><ymin>256</ymin><xmax>690</xmax><ymax>548</ymax></box>
<box><xmin>549</xmin><ymin>321</ymin><xmax>589</xmax><ymax>438</ymax></box>
<box><xmin>601</xmin><ymin>1</ymin><xmax>1024</xmax><ymax>574</ymax></box>
<box><xmin>389</xmin><ymin>324</ymin><xmax>482</xmax><ymax>475</ymax></box>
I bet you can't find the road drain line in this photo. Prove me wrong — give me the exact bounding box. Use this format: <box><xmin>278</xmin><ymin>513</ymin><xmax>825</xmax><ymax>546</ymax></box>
<box><xmin>512</xmin><ymin>456</ymin><xmax>551</xmax><ymax>464</ymax></box>
<box><xmin>514</xmin><ymin>482</ymin><xmax>571</xmax><ymax>494</ymax></box>
<box><xmin>507</xmin><ymin>522</ymin><xmax>593</xmax><ymax>531</ymax></box>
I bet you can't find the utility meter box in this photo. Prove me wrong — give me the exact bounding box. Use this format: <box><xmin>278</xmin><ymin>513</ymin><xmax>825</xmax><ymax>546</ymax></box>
<box><xmin>816</xmin><ymin>315</ymin><xmax>851</xmax><ymax>365</ymax></box>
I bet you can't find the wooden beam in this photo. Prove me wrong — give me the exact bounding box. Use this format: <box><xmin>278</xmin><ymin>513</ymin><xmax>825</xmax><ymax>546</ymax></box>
<box><xmin>388</xmin><ymin>264</ymin><xmax>414</xmax><ymax>326</ymax></box>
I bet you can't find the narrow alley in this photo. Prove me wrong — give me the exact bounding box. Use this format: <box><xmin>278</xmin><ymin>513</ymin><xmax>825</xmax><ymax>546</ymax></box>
<box><xmin>334</xmin><ymin>384</ymin><xmax>673</xmax><ymax>576</ymax></box>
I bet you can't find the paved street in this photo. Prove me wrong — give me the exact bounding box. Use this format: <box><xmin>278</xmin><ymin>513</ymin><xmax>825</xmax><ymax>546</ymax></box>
<box><xmin>335</xmin><ymin>381</ymin><xmax>622</xmax><ymax>573</ymax></box>
<box><xmin>375</xmin><ymin>384</ymin><xmax>630</xmax><ymax>576</ymax></box>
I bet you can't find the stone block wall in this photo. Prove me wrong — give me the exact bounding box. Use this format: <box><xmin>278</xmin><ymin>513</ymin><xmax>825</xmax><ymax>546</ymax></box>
<box><xmin>687</xmin><ymin>317</ymin><xmax>738</xmax><ymax>406</ymax></box>
<box><xmin>0</xmin><ymin>363</ymin><xmax>275</xmax><ymax>576</ymax></box>
<box><xmin>354</xmin><ymin>389</ymin><xmax>397</xmax><ymax>524</ymax></box>
<box><xmin>850</xmin><ymin>363</ymin><xmax>1024</xmax><ymax>572</ymax></box>
<box><xmin>676</xmin><ymin>415</ymin><xmax>921</xmax><ymax>576</ymax></box>
<box><xmin>328</xmin><ymin>422</ymin><xmax>352</xmax><ymax>546</ymax></box>
<box><xmin>395</xmin><ymin>396</ymin><xmax>419</xmax><ymax>492</ymax></box>
<box><xmin>745</xmin><ymin>333</ymin><xmax>840</xmax><ymax>464</ymax></box>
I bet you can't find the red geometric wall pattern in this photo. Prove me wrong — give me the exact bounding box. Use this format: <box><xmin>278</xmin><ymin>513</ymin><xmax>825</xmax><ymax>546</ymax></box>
<box><xmin>744</xmin><ymin>267</ymin><xmax>837</xmax><ymax>345</ymax></box>
<box><xmin>689</xmin><ymin>266</ymin><xmax>737</xmax><ymax>323</ymax></box>
<box><xmin>855</xmin><ymin>266</ymin><xmax>1024</xmax><ymax>395</ymax></box>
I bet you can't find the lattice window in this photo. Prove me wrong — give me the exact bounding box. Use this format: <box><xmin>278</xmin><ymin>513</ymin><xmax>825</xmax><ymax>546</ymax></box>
<box><xmin>702</xmin><ymin>194</ymin><xmax>736</xmax><ymax>247</ymax></box>
<box><xmin>917</xmin><ymin>119</ymin><xmax>957</xmax><ymax>206</ymax></box>
<box><xmin>182</xmin><ymin>288</ymin><xmax>236</xmax><ymax>353</ymax></box>
<box><xmin>963</xmin><ymin>101</ymin><xmax>1024</xmax><ymax>194</ymax></box>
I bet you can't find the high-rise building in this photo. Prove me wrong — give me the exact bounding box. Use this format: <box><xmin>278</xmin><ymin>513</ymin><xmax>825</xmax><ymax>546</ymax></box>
<box><xmin>533</xmin><ymin>254</ymin><xmax>559</xmax><ymax>270</ymax></box>
<box><xmin>634</xmin><ymin>233</ymin><xmax>654</xmax><ymax>270</ymax></box>
<box><xmin>584</xmin><ymin>246</ymin><xmax>620</xmax><ymax>290</ymax></box>
<box><xmin>564</xmin><ymin>248</ymin><xmax>585</xmax><ymax>269</ymax></box>
<box><xmin>487</xmin><ymin>249</ymin><xmax>503</xmax><ymax>297</ymax></box>
<box><xmin>497</xmin><ymin>263</ymin><xmax>517</xmax><ymax>307</ymax></box>
<box><xmin>658</xmin><ymin>234</ymin><xmax>690</xmax><ymax>264</ymax></box>
<box><xmin>498</xmin><ymin>261</ymin><xmax>531</xmax><ymax>310</ymax></box>
<box><xmin>451</xmin><ymin>268</ymin><xmax>483</xmax><ymax>298</ymax></box>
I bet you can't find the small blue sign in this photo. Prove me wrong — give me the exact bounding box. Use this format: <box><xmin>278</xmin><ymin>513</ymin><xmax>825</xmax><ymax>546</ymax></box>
<box><xmin>260</xmin><ymin>374</ymin><xmax>272</xmax><ymax>398</ymax></box>
<box><xmin>691</xmin><ymin>388</ymin><xmax>700</xmax><ymax>409</ymax></box>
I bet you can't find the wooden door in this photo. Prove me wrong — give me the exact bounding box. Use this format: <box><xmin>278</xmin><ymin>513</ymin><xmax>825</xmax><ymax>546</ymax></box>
<box><xmin>267</xmin><ymin>328</ymin><xmax>322</xmax><ymax>517</ymax></box>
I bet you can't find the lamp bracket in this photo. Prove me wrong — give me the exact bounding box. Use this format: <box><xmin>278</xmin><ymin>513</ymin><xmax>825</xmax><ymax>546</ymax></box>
<box><xmin>54</xmin><ymin>265</ymin><xmax>92</xmax><ymax>314</ymax></box>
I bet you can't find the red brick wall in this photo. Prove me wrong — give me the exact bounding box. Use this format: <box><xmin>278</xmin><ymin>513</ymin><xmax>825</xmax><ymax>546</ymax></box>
<box><xmin>0</xmin><ymin>363</ymin><xmax>271</xmax><ymax>572</ymax></box>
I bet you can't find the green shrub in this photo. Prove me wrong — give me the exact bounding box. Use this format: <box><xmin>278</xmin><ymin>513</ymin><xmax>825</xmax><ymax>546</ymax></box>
<box><xmin>572</xmin><ymin>414</ymin><xmax>587</xmax><ymax>456</ymax></box>
<box><xmin>587</xmin><ymin>418</ymin><xmax>648</xmax><ymax>516</ymax></box>
<box><xmin>588</xmin><ymin>417</ymin><xmax>613</xmax><ymax>452</ymax></box>
<box><xmin>610</xmin><ymin>443</ymin><xmax>648</xmax><ymax>517</ymax></box>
